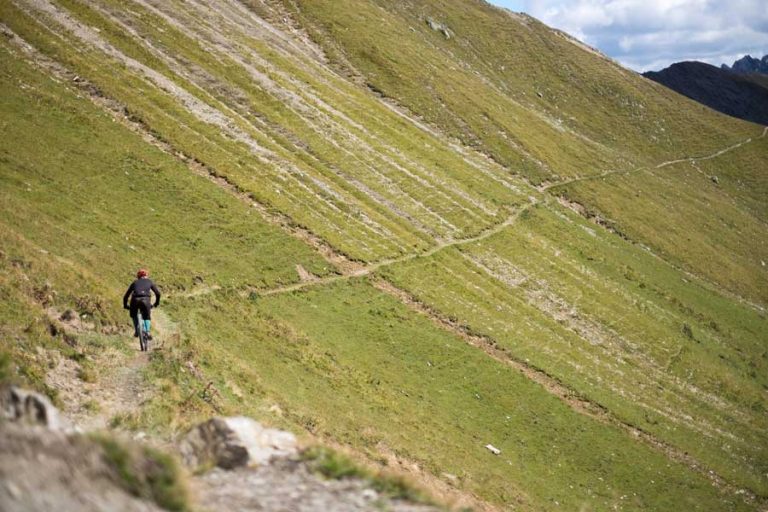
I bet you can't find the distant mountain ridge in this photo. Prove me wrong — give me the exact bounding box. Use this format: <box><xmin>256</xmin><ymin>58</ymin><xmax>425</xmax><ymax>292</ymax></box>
<box><xmin>644</xmin><ymin>60</ymin><xmax>768</xmax><ymax>125</ymax></box>
<box><xmin>721</xmin><ymin>54</ymin><xmax>768</xmax><ymax>74</ymax></box>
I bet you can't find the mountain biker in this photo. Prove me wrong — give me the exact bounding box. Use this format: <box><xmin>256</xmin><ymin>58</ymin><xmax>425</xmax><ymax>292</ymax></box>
<box><xmin>123</xmin><ymin>268</ymin><xmax>161</xmax><ymax>340</ymax></box>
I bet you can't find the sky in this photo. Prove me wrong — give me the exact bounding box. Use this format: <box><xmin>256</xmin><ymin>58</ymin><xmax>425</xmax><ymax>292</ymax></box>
<box><xmin>487</xmin><ymin>0</ymin><xmax>768</xmax><ymax>72</ymax></box>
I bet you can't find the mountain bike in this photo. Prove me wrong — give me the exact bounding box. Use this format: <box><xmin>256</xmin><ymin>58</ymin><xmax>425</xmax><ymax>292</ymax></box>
<box><xmin>137</xmin><ymin>310</ymin><xmax>150</xmax><ymax>352</ymax></box>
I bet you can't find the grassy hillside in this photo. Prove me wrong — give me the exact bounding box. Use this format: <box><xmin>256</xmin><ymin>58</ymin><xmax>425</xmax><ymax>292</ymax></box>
<box><xmin>291</xmin><ymin>0</ymin><xmax>756</xmax><ymax>179</ymax></box>
<box><xmin>1</xmin><ymin>0</ymin><xmax>530</xmax><ymax>262</ymax></box>
<box><xmin>292</xmin><ymin>0</ymin><xmax>768</xmax><ymax>304</ymax></box>
<box><xmin>379</xmin><ymin>204</ymin><xmax>768</xmax><ymax>495</ymax></box>
<box><xmin>555</xmin><ymin>139</ymin><xmax>768</xmax><ymax>304</ymax></box>
<box><xmin>0</xmin><ymin>34</ymin><xmax>331</xmax><ymax>392</ymax></box>
<box><xmin>1</xmin><ymin>0</ymin><xmax>767</xmax><ymax>510</ymax></box>
<box><xmin>158</xmin><ymin>280</ymin><xmax>752</xmax><ymax>511</ymax></box>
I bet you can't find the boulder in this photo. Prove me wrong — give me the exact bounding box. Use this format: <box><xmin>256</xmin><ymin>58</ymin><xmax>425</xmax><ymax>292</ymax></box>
<box><xmin>178</xmin><ymin>417</ymin><xmax>297</xmax><ymax>470</ymax></box>
<box><xmin>1</xmin><ymin>386</ymin><xmax>61</xmax><ymax>430</ymax></box>
<box><xmin>425</xmin><ymin>18</ymin><xmax>452</xmax><ymax>38</ymax></box>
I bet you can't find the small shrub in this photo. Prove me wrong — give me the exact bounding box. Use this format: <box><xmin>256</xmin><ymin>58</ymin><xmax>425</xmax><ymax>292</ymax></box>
<box><xmin>77</xmin><ymin>364</ymin><xmax>97</xmax><ymax>383</ymax></box>
<box><xmin>83</xmin><ymin>400</ymin><xmax>101</xmax><ymax>413</ymax></box>
<box><xmin>0</xmin><ymin>350</ymin><xmax>10</xmax><ymax>383</ymax></box>
<box><xmin>302</xmin><ymin>446</ymin><xmax>367</xmax><ymax>480</ymax></box>
<box><xmin>93</xmin><ymin>435</ymin><xmax>190</xmax><ymax>512</ymax></box>
<box><xmin>681</xmin><ymin>323</ymin><xmax>694</xmax><ymax>339</ymax></box>
<box><xmin>302</xmin><ymin>446</ymin><xmax>435</xmax><ymax>505</ymax></box>
<box><xmin>369</xmin><ymin>472</ymin><xmax>431</xmax><ymax>503</ymax></box>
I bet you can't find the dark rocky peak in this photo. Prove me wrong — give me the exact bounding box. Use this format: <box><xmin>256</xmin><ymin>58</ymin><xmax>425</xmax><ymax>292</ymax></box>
<box><xmin>720</xmin><ymin>54</ymin><xmax>768</xmax><ymax>74</ymax></box>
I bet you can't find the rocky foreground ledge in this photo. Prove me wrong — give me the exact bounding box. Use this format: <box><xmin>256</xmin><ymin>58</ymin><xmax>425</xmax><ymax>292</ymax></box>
<box><xmin>0</xmin><ymin>387</ymin><xmax>441</xmax><ymax>512</ymax></box>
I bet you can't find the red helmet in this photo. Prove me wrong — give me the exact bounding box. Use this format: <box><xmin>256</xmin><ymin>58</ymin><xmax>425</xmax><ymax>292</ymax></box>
<box><xmin>137</xmin><ymin>268</ymin><xmax>148</xmax><ymax>278</ymax></box>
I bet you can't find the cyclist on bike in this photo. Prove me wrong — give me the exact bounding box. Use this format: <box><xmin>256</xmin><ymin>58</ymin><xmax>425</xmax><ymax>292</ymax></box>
<box><xmin>123</xmin><ymin>268</ymin><xmax>161</xmax><ymax>340</ymax></box>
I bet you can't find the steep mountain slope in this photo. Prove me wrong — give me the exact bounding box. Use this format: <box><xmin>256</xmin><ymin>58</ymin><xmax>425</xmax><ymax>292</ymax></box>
<box><xmin>292</xmin><ymin>1</ymin><xmax>756</xmax><ymax>177</ymax></box>
<box><xmin>1</xmin><ymin>1</ymin><xmax>767</xmax><ymax>511</ymax></box>
<box><xmin>644</xmin><ymin>61</ymin><xmax>768</xmax><ymax>125</ymax></box>
<box><xmin>291</xmin><ymin>0</ymin><xmax>768</xmax><ymax>305</ymax></box>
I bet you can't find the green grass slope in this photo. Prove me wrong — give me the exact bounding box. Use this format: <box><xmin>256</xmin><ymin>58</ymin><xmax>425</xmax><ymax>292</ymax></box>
<box><xmin>0</xmin><ymin>36</ymin><xmax>330</xmax><ymax>390</ymax></box>
<box><xmin>291</xmin><ymin>0</ymin><xmax>768</xmax><ymax>304</ymax></box>
<box><xmin>162</xmin><ymin>280</ymin><xmax>752</xmax><ymax>511</ymax></box>
<box><xmin>379</xmin><ymin>204</ymin><xmax>768</xmax><ymax>495</ymax></box>
<box><xmin>1</xmin><ymin>0</ymin><xmax>767</xmax><ymax>511</ymax></box>
<box><xmin>1</xmin><ymin>0</ymin><xmax>530</xmax><ymax>262</ymax></box>
<box><xmin>291</xmin><ymin>0</ymin><xmax>756</xmax><ymax>180</ymax></box>
<box><xmin>555</xmin><ymin>137</ymin><xmax>768</xmax><ymax>304</ymax></box>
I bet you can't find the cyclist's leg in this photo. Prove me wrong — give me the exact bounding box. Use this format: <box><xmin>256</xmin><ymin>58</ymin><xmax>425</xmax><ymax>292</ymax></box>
<box><xmin>138</xmin><ymin>300</ymin><xmax>152</xmax><ymax>337</ymax></box>
<box><xmin>129</xmin><ymin>300</ymin><xmax>140</xmax><ymax>336</ymax></box>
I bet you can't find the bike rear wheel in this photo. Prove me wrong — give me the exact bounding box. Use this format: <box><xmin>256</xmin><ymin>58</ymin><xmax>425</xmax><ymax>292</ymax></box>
<box><xmin>137</xmin><ymin>312</ymin><xmax>148</xmax><ymax>352</ymax></box>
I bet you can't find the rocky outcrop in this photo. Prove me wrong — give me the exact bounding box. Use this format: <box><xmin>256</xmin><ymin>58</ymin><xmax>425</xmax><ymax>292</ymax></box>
<box><xmin>644</xmin><ymin>61</ymin><xmax>768</xmax><ymax>125</ymax></box>
<box><xmin>1</xmin><ymin>385</ymin><xmax>439</xmax><ymax>511</ymax></box>
<box><xmin>1</xmin><ymin>386</ymin><xmax>62</xmax><ymax>430</ymax></box>
<box><xmin>195</xmin><ymin>459</ymin><xmax>439</xmax><ymax>512</ymax></box>
<box><xmin>178</xmin><ymin>416</ymin><xmax>298</xmax><ymax>470</ymax></box>
<box><xmin>0</xmin><ymin>422</ymin><xmax>167</xmax><ymax>512</ymax></box>
<box><xmin>179</xmin><ymin>418</ymin><xmax>444</xmax><ymax>511</ymax></box>
<box><xmin>0</xmin><ymin>388</ymin><xmax>171</xmax><ymax>512</ymax></box>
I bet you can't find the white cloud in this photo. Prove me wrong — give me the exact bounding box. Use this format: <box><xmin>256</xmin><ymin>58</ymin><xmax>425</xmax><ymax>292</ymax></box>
<box><xmin>502</xmin><ymin>0</ymin><xmax>768</xmax><ymax>71</ymax></box>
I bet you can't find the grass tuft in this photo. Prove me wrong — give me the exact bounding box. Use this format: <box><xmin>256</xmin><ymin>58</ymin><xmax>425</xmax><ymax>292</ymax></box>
<box><xmin>302</xmin><ymin>445</ymin><xmax>435</xmax><ymax>505</ymax></box>
<box><xmin>93</xmin><ymin>434</ymin><xmax>190</xmax><ymax>512</ymax></box>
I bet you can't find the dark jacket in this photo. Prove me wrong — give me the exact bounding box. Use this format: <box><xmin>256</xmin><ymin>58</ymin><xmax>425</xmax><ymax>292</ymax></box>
<box><xmin>123</xmin><ymin>278</ymin><xmax>161</xmax><ymax>308</ymax></box>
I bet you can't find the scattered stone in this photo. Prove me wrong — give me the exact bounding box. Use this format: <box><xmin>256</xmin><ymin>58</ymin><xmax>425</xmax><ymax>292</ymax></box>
<box><xmin>485</xmin><ymin>444</ymin><xmax>501</xmax><ymax>455</ymax></box>
<box><xmin>1</xmin><ymin>387</ymin><xmax>62</xmax><ymax>430</ymax></box>
<box><xmin>710</xmin><ymin>175</ymin><xmax>719</xmax><ymax>184</ymax></box>
<box><xmin>425</xmin><ymin>18</ymin><xmax>452</xmax><ymax>38</ymax></box>
<box><xmin>58</xmin><ymin>309</ymin><xmax>83</xmax><ymax>331</ymax></box>
<box><xmin>184</xmin><ymin>361</ymin><xmax>204</xmax><ymax>380</ymax></box>
<box><xmin>60</xmin><ymin>309</ymin><xmax>79</xmax><ymax>322</ymax></box>
<box><xmin>441</xmin><ymin>472</ymin><xmax>459</xmax><ymax>485</ymax></box>
<box><xmin>179</xmin><ymin>417</ymin><xmax>297</xmax><ymax>470</ymax></box>
<box><xmin>296</xmin><ymin>264</ymin><xmax>316</xmax><ymax>282</ymax></box>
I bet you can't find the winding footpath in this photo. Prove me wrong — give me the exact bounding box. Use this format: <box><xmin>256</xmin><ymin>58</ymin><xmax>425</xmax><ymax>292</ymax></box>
<box><xmin>543</xmin><ymin>125</ymin><xmax>768</xmax><ymax>191</ymax></box>
<box><xmin>175</xmin><ymin>125</ymin><xmax>768</xmax><ymax>301</ymax></box>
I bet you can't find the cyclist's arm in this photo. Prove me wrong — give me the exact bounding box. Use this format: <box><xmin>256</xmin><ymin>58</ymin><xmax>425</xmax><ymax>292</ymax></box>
<box><xmin>151</xmin><ymin>283</ymin><xmax>161</xmax><ymax>307</ymax></box>
<box><xmin>123</xmin><ymin>283</ymin><xmax>134</xmax><ymax>309</ymax></box>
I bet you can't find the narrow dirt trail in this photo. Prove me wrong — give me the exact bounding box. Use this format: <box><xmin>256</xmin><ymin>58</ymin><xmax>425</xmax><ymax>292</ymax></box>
<box><xmin>45</xmin><ymin>310</ymin><xmax>176</xmax><ymax>433</ymax></box>
<box><xmin>168</xmin><ymin>200</ymin><xmax>536</xmax><ymax>301</ymax></box>
<box><xmin>46</xmin><ymin>347</ymin><xmax>145</xmax><ymax>432</ymax></box>
<box><xmin>167</xmin><ymin>125</ymin><xmax>768</xmax><ymax>302</ymax></box>
<box><xmin>543</xmin><ymin>125</ymin><xmax>768</xmax><ymax>191</ymax></box>
<box><xmin>172</xmin><ymin>118</ymin><xmax>768</xmax><ymax>304</ymax></box>
<box><xmin>257</xmin><ymin>200</ymin><xmax>535</xmax><ymax>297</ymax></box>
